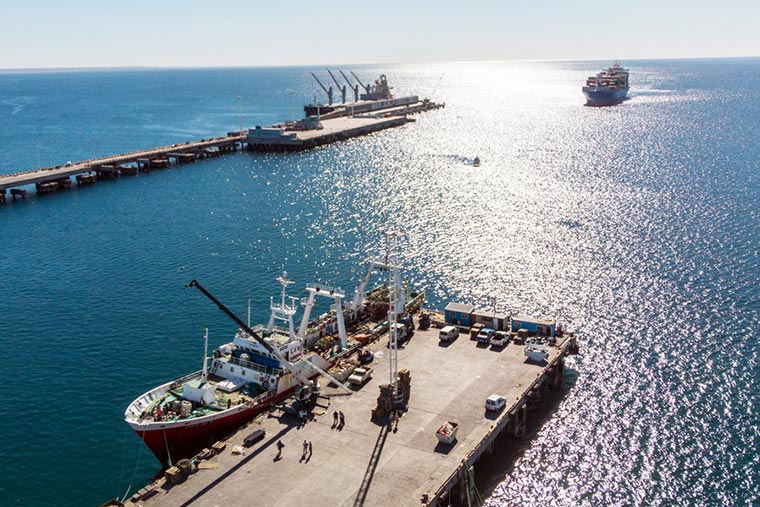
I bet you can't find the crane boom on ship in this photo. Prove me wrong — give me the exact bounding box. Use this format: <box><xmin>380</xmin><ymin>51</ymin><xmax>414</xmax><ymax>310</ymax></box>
<box><xmin>186</xmin><ymin>279</ymin><xmax>314</xmax><ymax>388</ymax></box>
<box><xmin>327</xmin><ymin>69</ymin><xmax>347</xmax><ymax>104</ymax></box>
<box><xmin>310</xmin><ymin>72</ymin><xmax>333</xmax><ymax>105</ymax></box>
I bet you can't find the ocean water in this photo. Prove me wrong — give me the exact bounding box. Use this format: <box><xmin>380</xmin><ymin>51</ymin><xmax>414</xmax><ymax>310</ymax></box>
<box><xmin>0</xmin><ymin>59</ymin><xmax>758</xmax><ymax>506</ymax></box>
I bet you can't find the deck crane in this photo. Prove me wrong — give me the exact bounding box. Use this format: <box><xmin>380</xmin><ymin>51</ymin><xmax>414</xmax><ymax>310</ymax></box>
<box><xmin>310</xmin><ymin>72</ymin><xmax>333</xmax><ymax>106</ymax></box>
<box><xmin>339</xmin><ymin>70</ymin><xmax>360</xmax><ymax>102</ymax></box>
<box><xmin>186</xmin><ymin>279</ymin><xmax>352</xmax><ymax>396</ymax></box>
<box><xmin>327</xmin><ymin>69</ymin><xmax>347</xmax><ymax>104</ymax></box>
<box><xmin>350</xmin><ymin>71</ymin><xmax>371</xmax><ymax>95</ymax></box>
<box><xmin>349</xmin><ymin>251</ymin><xmax>405</xmax><ymax>318</ymax></box>
<box><xmin>297</xmin><ymin>283</ymin><xmax>348</xmax><ymax>350</ymax></box>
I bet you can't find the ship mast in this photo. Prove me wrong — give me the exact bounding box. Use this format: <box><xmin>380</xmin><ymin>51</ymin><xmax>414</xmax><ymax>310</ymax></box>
<box><xmin>267</xmin><ymin>271</ymin><xmax>298</xmax><ymax>339</ymax></box>
<box><xmin>201</xmin><ymin>327</ymin><xmax>209</xmax><ymax>385</ymax></box>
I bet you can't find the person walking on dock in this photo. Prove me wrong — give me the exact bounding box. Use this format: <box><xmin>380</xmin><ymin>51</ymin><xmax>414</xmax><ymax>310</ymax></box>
<box><xmin>305</xmin><ymin>441</ymin><xmax>313</xmax><ymax>463</ymax></box>
<box><xmin>301</xmin><ymin>439</ymin><xmax>308</xmax><ymax>462</ymax></box>
<box><xmin>338</xmin><ymin>410</ymin><xmax>345</xmax><ymax>430</ymax></box>
<box><xmin>332</xmin><ymin>410</ymin><xmax>339</xmax><ymax>429</ymax></box>
<box><xmin>275</xmin><ymin>439</ymin><xmax>285</xmax><ymax>461</ymax></box>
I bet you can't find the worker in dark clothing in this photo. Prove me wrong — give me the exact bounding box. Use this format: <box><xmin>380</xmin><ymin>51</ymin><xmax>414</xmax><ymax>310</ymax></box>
<box><xmin>275</xmin><ymin>439</ymin><xmax>285</xmax><ymax>461</ymax></box>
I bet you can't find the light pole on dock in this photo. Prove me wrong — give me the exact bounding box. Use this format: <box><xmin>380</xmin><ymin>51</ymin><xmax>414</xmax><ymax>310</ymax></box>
<box><xmin>237</xmin><ymin>96</ymin><xmax>242</xmax><ymax>135</ymax></box>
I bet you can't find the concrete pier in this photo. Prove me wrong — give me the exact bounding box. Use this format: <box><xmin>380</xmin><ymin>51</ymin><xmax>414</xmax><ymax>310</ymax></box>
<box><xmin>123</xmin><ymin>315</ymin><xmax>575</xmax><ymax>507</ymax></box>
<box><xmin>0</xmin><ymin>134</ymin><xmax>245</xmax><ymax>199</ymax></box>
<box><xmin>0</xmin><ymin>97</ymin><xmax>443</xmax><ymax>203</ymax></box>
<box><xmin>246</xmin><ymin>115</ymin><xmax>409</xmax><ymax>152</ymax></box>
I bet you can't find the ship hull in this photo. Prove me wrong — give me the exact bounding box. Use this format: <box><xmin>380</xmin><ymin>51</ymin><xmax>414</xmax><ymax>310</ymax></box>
<box><xmin>303</xmin><ymin>105</ymin><xmax>336</xmax><ymax>116</ymax></box>
<box><xmin>582</xmin><ymin>87</ymin><xmax>629</xmax><ymax>106</ymax></box>
<box><xmin>128</xmin><ymin>386</ymin><xmax>297</xmax><ymax>467</ymax></box>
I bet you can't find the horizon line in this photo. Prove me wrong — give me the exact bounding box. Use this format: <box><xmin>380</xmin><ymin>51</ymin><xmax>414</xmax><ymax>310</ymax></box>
<box><xmin>1</xmin><ymin>55</ymin><xmax>758</xmax><ymax>73</ymax></box>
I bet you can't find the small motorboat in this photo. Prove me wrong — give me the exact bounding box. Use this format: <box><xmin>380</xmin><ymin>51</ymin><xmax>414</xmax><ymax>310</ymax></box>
<box><xmin>472</xmin><ymin>156</ymin><xmax>480</xmax><ymax>167</ymax></box>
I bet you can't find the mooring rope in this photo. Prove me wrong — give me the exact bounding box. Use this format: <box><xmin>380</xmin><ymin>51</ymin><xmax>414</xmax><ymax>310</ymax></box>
<box><xmin>120</xmin><ymin>432</ymin><xmax>146</xmax><ymax>503</ymax></box>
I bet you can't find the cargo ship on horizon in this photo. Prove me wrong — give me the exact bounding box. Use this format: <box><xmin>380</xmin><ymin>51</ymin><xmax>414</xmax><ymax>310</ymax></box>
<box><xmin>582</xmin><ymin>62</ymin><xmax>630</xmax><ymax>106</ymax></box>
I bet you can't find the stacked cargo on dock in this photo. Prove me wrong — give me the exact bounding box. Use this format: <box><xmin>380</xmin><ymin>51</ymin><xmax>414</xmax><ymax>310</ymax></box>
<box><xmin>373</xmin><ymin>383</ymin><xmax>395</xmax><ymax>420</ymax></box>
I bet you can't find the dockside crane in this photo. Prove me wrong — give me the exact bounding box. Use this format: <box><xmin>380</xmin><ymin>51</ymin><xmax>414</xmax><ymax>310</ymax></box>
<box><xmin>327</xmin><ymin>69</ymin><xmax>347</xmax><ymax>104</ymax></box>
<box><xmin>186</xmin><ymin>280</ymin><xmax>318</xmax><ymax>391</ymax></box>
<box><xmin>350</xmin><ymin>71</ymin><xmax>371</xmax><ymax>95</ymax></box>
<box><xmin>187</xmin><ymin>279</ymin><xmax>353</xmax><ymax>395</ymax></box>
<box><xmin>340</xmin><ymin>70</ymin><xmax>360</xmax><ymax>102</ymax></box>
<box><xmin>310</xmin><ymin>72</ymin><xmax>333</xmax><ymax>106</ymax></box>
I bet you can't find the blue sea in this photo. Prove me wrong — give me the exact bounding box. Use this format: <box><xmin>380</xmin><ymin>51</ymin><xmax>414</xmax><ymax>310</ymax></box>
<box><xmin>0</xmin><ymin>59</ymin><xmax>758</xmax><ymax>506</ymax></box>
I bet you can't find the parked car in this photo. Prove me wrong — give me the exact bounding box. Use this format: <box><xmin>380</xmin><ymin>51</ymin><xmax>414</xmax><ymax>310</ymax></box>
<box><xmin>476</xmin><ymin>328</ymin><xmax>496</xmax><ymax>344</ymax></box>
<box><xmin>490</xmin><ymin>330</ymin><xmax>510</xmax><ymax>347</ymax></box>
<box><xmin>439</xmin><ymin>325</ymin><xmax>459</xmax><ymax>342</ymax></box>
<box><xmin>348</xmin><ymin>367</ymin><xmax>373</xmax><ymax>386</ymax></box>
<box><xmin>485</xmin><ymin>394</ymin><xmax>506</xmax><ymax>412</ymax></box>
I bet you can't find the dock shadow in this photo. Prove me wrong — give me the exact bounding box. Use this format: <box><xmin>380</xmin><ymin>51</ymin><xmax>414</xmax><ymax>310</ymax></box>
<box><xmin>484</xmin><ymin>408</ymin><xmax>504</xmax><ymax>421</ymax></box>
<box><xmin>176</xmin><ymin>424</ymin><xmax>296</xmax><ymax>507</ymax></box>
<box><xmin>352</xmin><ymin>424</ymin><xmax>390</xmax><ymax>507</ymax></box>
<box><xmin>433</xmin><ymin>440</ymin><xmax>457</xmax><ymax>455</ymax></box>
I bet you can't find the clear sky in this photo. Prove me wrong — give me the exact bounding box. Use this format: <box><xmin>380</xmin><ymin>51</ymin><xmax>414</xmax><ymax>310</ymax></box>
<box><xmin>2</xmin><ymin>0</ymin><xmax>759</xmax><ymax>69</ymax></box>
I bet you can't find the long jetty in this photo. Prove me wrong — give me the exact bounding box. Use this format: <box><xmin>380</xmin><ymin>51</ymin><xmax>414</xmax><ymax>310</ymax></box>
<box><xmin>0</xmin><ymin>99</ymin><xmax>443</xmax><ymax>205</ymax></box>
<box><xmin>116</xmin><ymin>314</ymin><xmax>576</xmax><ymax>507</ymax></box>
<box><xmin>0</xmin><ymin>135</ymin><xmax>243</xmax><ymax>204</ymax></box>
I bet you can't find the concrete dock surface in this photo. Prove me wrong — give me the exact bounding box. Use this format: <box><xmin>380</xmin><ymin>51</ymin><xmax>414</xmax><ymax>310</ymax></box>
<box><xmin>294</xmin><ymin>114</ymin><xmax>406</xmax><ymax>141</ymax></box>
<box><xmin>131</xmin><ymin>323</ymin><xmax>572</xmax><ymax>507</ymax></box>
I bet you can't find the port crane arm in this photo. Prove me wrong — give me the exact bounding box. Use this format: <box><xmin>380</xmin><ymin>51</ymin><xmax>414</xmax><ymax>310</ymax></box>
<box><xmin>350</xmin><ymin>71</ymin><xmax>370</xmax><ymax>94</ymax></box>
<box><xmin>310</xmin><ymin>72</ymin><xmax>334</xmax><ymax>105</ymax></box>
<box><xmin>339</xmin><ymin>70</ymin><xmax>360</xmax><ymax>102</ymax></box>
<box><xmin>186</xmin><ymin>279</ymin><xmax>313</xmax><ymax>387</ymax></box>
<box><xmin>310</xmin><ymin>72</ymin><xmax>330</xmax><ymax>94</ymax></box>
<box><xmin>327</xmin><ymin>69</ymin><xmax>347</xmax><ymax>104</ymax></box>
<box><xmin>339</xmin><ymin>70</ymin><xmax>354</xmax><ymax>87</ymax></box>
<box><xmin>327</xmin><ymin>69</ymin><xmax>343</xmax><ymax>91</ymax></box>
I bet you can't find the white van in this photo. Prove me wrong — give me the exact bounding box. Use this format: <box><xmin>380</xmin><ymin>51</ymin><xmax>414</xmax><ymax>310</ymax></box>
<box><xmin>485</xmin><ymin>394</ymin><xmax>506</xmax><ymax>412</ymax></box>
<box><xmin>439</xmin><ymin>325</ymin><xmax>459</xmax><ymax>341</ymax></box>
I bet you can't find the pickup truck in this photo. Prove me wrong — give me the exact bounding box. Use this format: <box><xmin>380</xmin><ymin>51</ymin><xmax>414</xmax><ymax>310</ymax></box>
<box><xmin>490</xmin><ymin>331</ymin><xmax>510</xmax><ymax>347</ymax></box>
<box><xmin>348</xmin><ymin>367</ymin><xmax>373</xmax><ymax>386</ymax></box>
<box><xmin>329</xmin><ymin>360</ymin><xmax>357</xmax><ymax>382</ymax></box>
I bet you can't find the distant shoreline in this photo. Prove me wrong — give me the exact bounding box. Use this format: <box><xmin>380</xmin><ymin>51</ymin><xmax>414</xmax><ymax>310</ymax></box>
<box><xmin>1</xmin><ymin>56</ymin><xmax>758</xmax><ymax>74</ymax></box>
